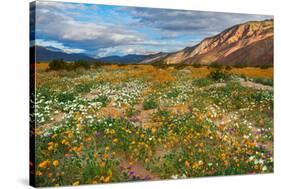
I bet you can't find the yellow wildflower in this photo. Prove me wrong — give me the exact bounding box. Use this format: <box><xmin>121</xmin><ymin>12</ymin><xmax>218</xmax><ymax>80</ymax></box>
<box><xmin>105</xmin><ymin>146</ymin><xmax>110</xmax><ymax>151</ymax></box>
<box><xmin>53</xmin><ymin>160</ymin><xmax>59</xmax><ymax>167</ymax></box>
<box><xmin>35</xmin><ymin>170</ymin><xmax>43</xmax><ymax>176</ymax></box>
<box><xmin>104</xmin><ymin>176</ymin><xmax>111</xmax><ymax>183</ymax></box>
<box><xmin>94</xmin><ymin>153</ymin><xmax>99</xmax><ymax>159</ymax></box>
<box><xmin>48</xmin><ymin>145</ymin><xmax>54</xmax><ymax>151</ymax></box>
<box><xmin>72</xmin><ymin>181</ymin><xmax>80</xmax><ymax>186</ymax></box>
<box><xmin>68</xmin><ymin>132</ymin><xmax>73</xmax><ymax>139</ymax></box>
<box><xmin>38</xmin><ymin>160</ymin><xmax>50</xmax><ymax>168</ymax></box>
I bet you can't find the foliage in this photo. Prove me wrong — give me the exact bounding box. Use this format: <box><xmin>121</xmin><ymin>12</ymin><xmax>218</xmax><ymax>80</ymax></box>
<box><xmin>48</xmin><ymin>59</ymin><xmax>68</xmax><ymax>71</ymax></box>
<box><xmin>225</xmin><ymin>65</ymin><xmax>232</xmax><ymax>70</ymax></box>
<box><xmin>73</xmin><ymin>60</ymin><xmax>91</xmax><ymax>69</ymax></box>
<box><xmin>192</xmin><ymin>63</ymin><xmax>203</xmax><ymax>68</ymax></box>
<box><xmin>48</xmin><ymin>59</ymin><xmax>91</xmax><ymax>71</ymax></box>
<box><xmin>208</xmin><ymin>70</ymin><xmax>231</xmax><ymax>82</ymax></box>
<box><xmin>34</xmin><ymin>65</ymin><xmax>273</xmax><ymax>186</ymax></box>
<box><xmin>208</xmin><ymin>62</ymin><xmax>223</xmax><ymax>69</ymax></box>
<box><xmin>251</xmin><ymin>77</ymin><xmax>273</xmax><ymax>86</ymax></box>
<box><xmin>192</xmin><ymin>78</ymin><xmax>213</xmax><ymax>87</ymax></box>
<box><xmin>143</xmin><ymin>95</ymin><xmax>158</xmax><ymax>110</ymax></box>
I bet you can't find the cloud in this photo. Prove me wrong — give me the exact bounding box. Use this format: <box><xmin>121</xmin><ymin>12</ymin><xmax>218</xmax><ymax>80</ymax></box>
<box><xmin>95</xmin><ymin>45</ymin><xmax>159</xmax><ymax>57</ymax></box>
<box><xmin>33</xmin><ymin>1</ymin><xmax>273</xmax><ymax>57</ymax></box>
<box><xmin>95</xmin><ymin>39</ymin><xmax>190</xmax><ymax>57</ymax></box>
<box><xmin>35</xmin><ymin>1</ymin><xmax>144</xmax><ymax>55</ymax></box>
<box><xmin>36</xmin><ymin>1</ymin><xmax>87</xmax><ymax>11</ymax></box>
<box><xmin>36</xmin><ymin>39</ymin><xmax>85</xmax><ymax>54</ymax></box>
<box><xmin>129</xmin><ymin>8</ymin><xmax>273</xmax><ymax>37</ymax></box>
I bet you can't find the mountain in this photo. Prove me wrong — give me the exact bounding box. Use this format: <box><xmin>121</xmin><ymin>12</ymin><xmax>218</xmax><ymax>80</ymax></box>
<box><xmin>33</xmin><ymin>46</ymin><xmax>94</xmax><ymax>62</ymax></box>
<box><xmin>143</xmin><ymin>19</ymin><xmax>273</xmax><ymax>66</ymax></box>
<box><xmin>98</xmin><ymin>52</ymin><xmax>168</xmax><ymax>64</ymax></box>
<box><xmin>33</xmin><ymin>19</ymin><xmax>273</xmax><ymax>66</ymax></box>
<box><xmin>139</xmin><ymin>52</ymin><xmax>169</xmax><ymax>64</ymax></box>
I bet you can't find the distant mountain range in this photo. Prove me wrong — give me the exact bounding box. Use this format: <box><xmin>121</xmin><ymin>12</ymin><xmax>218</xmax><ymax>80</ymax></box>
<box><xmin>32</xmin><ymin>46</ymin><xmax>94</xmax><ymax>62</ymax></box>
<box><xmin>33</xmin><ymin>19</ymin><xmax>273</xmax><ymax>66</ymax></box>
<box><xmin>98</xmin><ymin>52</ymin><xmax>168</xmax><ymax>64</ymax></box>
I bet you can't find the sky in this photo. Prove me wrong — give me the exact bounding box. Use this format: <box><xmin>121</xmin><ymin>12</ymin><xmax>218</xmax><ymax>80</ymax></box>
<box><xmin>31</xmin><ymin>1</ymin><xmax>273</xmax><ymax>58</ymax></box>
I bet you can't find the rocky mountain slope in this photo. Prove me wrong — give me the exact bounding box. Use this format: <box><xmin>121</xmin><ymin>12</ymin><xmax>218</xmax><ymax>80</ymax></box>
<box><xmin>146</xmin><ymin>19</ymin><xmax>273</xmax><ymax>66</ymax></box>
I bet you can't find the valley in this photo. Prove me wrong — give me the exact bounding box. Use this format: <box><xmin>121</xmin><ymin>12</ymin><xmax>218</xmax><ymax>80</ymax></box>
<box><xmin>34</xmin><ymin>64</ymin><xmax>273</xmax><ymax>186</ymax></box>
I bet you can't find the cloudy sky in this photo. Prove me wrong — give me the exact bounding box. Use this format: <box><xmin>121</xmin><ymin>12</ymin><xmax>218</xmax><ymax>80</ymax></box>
<box><xmin>31</xmin><ymin>1</ymin><xmax>273</xmax><ymax>57</ymax></box>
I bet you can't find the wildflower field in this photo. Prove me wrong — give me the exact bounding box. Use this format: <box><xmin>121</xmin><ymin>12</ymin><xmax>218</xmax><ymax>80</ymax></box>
<box><xmin>33</xmin><ymin>64</ymin><xmax>273</xmax><ymax>186</ymax></box>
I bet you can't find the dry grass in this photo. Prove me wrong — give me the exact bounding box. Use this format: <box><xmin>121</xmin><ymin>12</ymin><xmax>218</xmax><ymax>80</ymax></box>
<box><xmin>187</xmin><ymin>66</ymin><xmax>273</xmax><ymax>79</ymax></box>
<box><xmin>188</xmin><ymin>66</ymin><xmax>211</xmax><ymax>78</ymax></box>
<box><xmin>36</xmin><ymin>62</ymin><xmax>49</xmax><ymax>71</ymax></box>
<box><xmin>229</xmin><ymin>67</ymin><xmax>273</xmax><ymax>79</ymax></box>
<box><xmin>98</xmin><ymin>65</ymin><xmax>175</xmax><ymax>83</ymax></box>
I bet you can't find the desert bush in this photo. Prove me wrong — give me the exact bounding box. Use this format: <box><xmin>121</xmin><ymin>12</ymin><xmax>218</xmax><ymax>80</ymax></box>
<box><xmin>143</xmin><ymin>96</ymin><xmax>158</xmax><ymax>110</ymax></box>
<box><xmin>48</xmin><ymin>59</ymin><xmax>68</xmax><ymax>70</ymax></box>
<box><xmin>225</xmin><ymin>65</ymin><xmax>232</xmax><ymax>70</ymax></box>
<box><xmin>192</xmin><ymin>78</ymin><xmax>213</xmax><ymax>87</ymax></box>
<box><xmin>251</xmin><ymin>77</ymin><xmax>273</xmax><ymax>86</ymax></box>
<box><xmin>166</xmin><ymin>88</ymin><xmax>181</xmax><ymax>98</ymax></box>
<box><xmin>73</xmin><ymin>60</ymin><xmax>91</xmax><ymax>69</ymax></box>
<box><xmin>208</xmin><ymin>62</ymin><xmax>223</xmax><ymax>69</ymax></box>
<box><xmin>208</xmin><ymin>70</ymin><xmax>230</xmax><ymax>82</ymax></box>
<box><xmin>250</xmin><ymin>91</ymin><xmax>273</xmax><ymax>103</ymax></box>
<box><xmin>48</xmin><ymin>59</ymin><xmax>91</xmax><ymax>71</ymax></box>
<box><xmin>152</xmin><ymin>60</ymin><xmax>169</xmax><ymax>69</ymax></box>
<box><xmin>56</xmin><ymin>91</ymin><xmax>75</xmax><ymax>103</ymax></box>
<box><xmin>257</xmin><ymin>64</ymin><xmax>273</xmax><ymax>69</ymax></box>
<box><xmin>233</xmin><ymin>62</ymin><xmax>248</xmax><ymax>68</ymax></box>
<box><xmin>74</xmin><ymin>82</ymin><xmax>94</xmax><ymax>93</ymax></box>
<box><xmin>92</xmin><ymin>95</ymin><xmax>109</xmax><ymax>107</ymax></box>
<box><xmin>173</xmin><ymin>64</ymin><xmax>187</xmax><ymax>70</ymax></box>
<box><xmin>192</xmin><ymin>63</ymin><xmax>203</xmax><ymax>68</ymax></box>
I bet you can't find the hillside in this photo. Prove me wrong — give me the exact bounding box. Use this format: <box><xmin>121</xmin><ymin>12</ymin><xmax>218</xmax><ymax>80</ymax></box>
<box><xmin>32</xmin><ymin>46</ymin><xmax>94</xmax><ymax>62</ymax></box>
<box><xmin>144</xmin><ymin>19</ymin><xmax>273</xmax><ymax>66</ymax></box>
<box><xmin>98</xmin><ymin>52</ymin><xmax>168</xmax><ymax>64</ymax></box>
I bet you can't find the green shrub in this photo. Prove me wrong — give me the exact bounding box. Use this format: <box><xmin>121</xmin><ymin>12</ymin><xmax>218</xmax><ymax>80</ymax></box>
<box><xmin>250</xmin><ymin>91</ymin><xmax>273</xmax><ymax>103</ymax></box>
<box><xmin>208</xmin><ymin>62</ymin><xmax>223</xmax><ymax>69</ymax></box>
<box><xmin>166</xmin><ymin>88</ymin><xmax>181</xmax><ymax>98</ymax></box>
<box><xmin>48</xmin><ymin>59</ymin><xmax>68</xmax><ymax>70</ymax></box>
<box><xmin>173</xmin><ymin>64</ymin><xmax>187</xmax><ymax>70</ymax></box>
<box><xmin>37</xmin><ymin>87</ymin><xmax>54</xmax><ymax>101</ymax></box>
<box><xmin>225</xmin><ymin>65</ymin><xmax>232</xmax><ymax>70</ymax></box>
<box><xmin>208</xmin><ymin>70</ymin><xmax>230</xmax><ymax>82</ymax></box>
<box><xmin>257</xmin><ymin>64</ymin><xmax>273</xmax><ymax>69</ymax></box>
<box><xmin>251</xmin><ymin>77</ymin><xmax>273</xmax><ymax>86</ymax></box>
<box><xmin>152</xmin><ymin>60</ymin><xmax>169</xmax><ymax>69</ymax></box>
<box><xmin>56</xmin><ymin>92</ymin><xmax>75</xmax><ymax>103</ymax></box>
<box><xmin>73</xmin><ymin>60</ymin><xmax>91</xmax><ymax>69</ymax></box>
<box><xmin>143</xmin><ymin>96</ymin><xmax>158</xmax><ymax>110</ymax></box>
<box><xmin>48</xmin><ymin>59</ymin><xmax>91</xmax><ymax>71</ymax></box>
<box><xmin>192</xmin><ymin>78</ymin><xmax>213</xmax><ymax>87</ymax></box>
<box><xmin>233</xmin><ymin>62</ymin><xmax>248</xmax><ymax>68</ymax></box>
<box><xmin>192</xmin><ymin>63</ymin><xmax>203</xmax><ymax>68</ymax></box>
<box><xmin>92</xmin><ymin>95</ymin><xmax>109</xmax><ymax>107</ymax></box>
<box><xmin>74</xmin><ymin>82</ymin><xmax>94</xmax><ymax>93</ymax></box>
